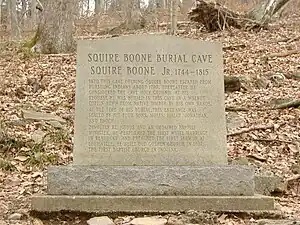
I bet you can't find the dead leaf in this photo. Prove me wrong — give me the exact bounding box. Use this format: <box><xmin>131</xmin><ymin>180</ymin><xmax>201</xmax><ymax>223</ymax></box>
<box><xmin>14</xmin><ymin>156</ymin><xmax>28</xmax><ymax>162</ymax></box>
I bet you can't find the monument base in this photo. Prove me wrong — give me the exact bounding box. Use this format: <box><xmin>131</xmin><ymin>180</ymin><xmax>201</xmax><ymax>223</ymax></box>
<box><xmin>46</xmin><ymin>165</ymin><xmax>255</xmax><ymax>196</ymax></box>
<box><xmin>32</xmin><ymin>195</ymin><xmax>274</xmax><ymax>212</ymax></box>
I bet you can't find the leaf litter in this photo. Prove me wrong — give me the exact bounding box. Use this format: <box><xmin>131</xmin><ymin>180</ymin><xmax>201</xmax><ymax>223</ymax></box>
<box><xmin>0</xmin><ymin>12</ymin><xmax>299</xmax><ymax>225</ymax></box>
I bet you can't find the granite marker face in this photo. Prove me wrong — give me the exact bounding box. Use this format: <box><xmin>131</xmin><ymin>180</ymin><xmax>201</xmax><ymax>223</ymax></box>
<box><xmin>74</xmin><ymin>35</ymin><xmax>227</xmax><ymax>166</ymax></box>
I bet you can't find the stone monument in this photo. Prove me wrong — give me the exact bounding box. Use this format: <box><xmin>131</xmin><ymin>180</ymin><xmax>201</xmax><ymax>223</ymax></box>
<box><xmin>32</xmin><ymin>35</ymin><xmax>274</xmax><ymax>212</ymax></box>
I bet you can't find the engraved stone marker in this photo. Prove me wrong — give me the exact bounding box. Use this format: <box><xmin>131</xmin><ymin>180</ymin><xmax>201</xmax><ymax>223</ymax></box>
<box><xmin>32</xmin><ymin>35</ymin><xmax>274</xmax><ymax>212</ymax></box>
<box><xmin>74</xmin><ymin>35</ymin><xmax>227</xmax><ymax>165</ymax></box>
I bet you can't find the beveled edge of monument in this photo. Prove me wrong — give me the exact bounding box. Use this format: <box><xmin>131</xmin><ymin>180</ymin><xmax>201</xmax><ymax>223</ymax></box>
<box><xmin>31</xmin><ymin>195</ymin><xmax>274</xmax><ymax>213</ymax></box>
<box><xmin>76</xmin><ymin>34</ymin><xmax>223</xmax><ymax>46</ymax></box>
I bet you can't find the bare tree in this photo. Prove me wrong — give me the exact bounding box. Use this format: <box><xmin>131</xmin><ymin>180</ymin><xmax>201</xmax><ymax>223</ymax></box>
<box><xmin>8</xmin><ymin>0</ymin><xmax>20</xmax><ymax>40</ymax></box>
<box><xmin>20</xmin><ymin>0</ymin><xmax>27</xmax><ymax>27</ymax></box>
<box><xmin>95</xmin><ymin>0</ymin><xmax>102</xmax><ymax>14</ymax></box>
<box><xmin>0</xmin><ymin>0</ymin><xmax>3</xmax><ymax>26</ymax></box>
<box><xmin>182</xmin><ymin>0</ymin><xmax>194</xmax><ymax>13</ymax></box>
<box><xmin>37</xmin><ymin>0</ymin><xmax>77</xmax><ymax>53</ymax></box>
<box><xmin>169</xmin><ymin>0</ymin><xmax>178</xmax><ymax>34</ymax></box>
<box><xmin>31</xmin><ymin>0</ymin><xmax>37</xmax><ymax>27</ymax></box>
<box><xmin>124</xmin><ymin>0</ymin><xmax>144</xmax><ymax>29</ymax></box>
<box><xmin>247</xmin><ymin>0</ymin><xmax>292</xmax><ymax>24</ymax></box>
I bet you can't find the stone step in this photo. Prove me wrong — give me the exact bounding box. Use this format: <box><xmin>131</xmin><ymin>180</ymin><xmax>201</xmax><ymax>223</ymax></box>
<box><xmin>47</xmin><ymin>165</ymin><xmax>254</xmax><ymax>196</ymax></box>
<box><xmin>32</xmin><ymin>195</ymin><xmax>274</xmax><ymax>212</ymax></box>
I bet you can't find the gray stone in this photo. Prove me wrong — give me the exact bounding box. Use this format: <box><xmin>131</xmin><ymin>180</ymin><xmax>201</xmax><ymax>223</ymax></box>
<box><xmin>257</xmin><ymin>219</ymin><xmax>300</xmax><ymax>225</ymax></box>
<box><xmin>47</xmin><ymin>120</ymin><xmax>63</xmax><ymax>129</ymax></box>
<box><xmin>75</xmin><ymin>35</ymin><xmax>227</xmax><ymax>166</ymax></box>
<box><xmin>87</xmin><ymin>216</ymin><xmax>115</xmax><ymax>225</ymax></box>
<box><xmin>22</xmin><ymin>109</ymin><xmax>66</xmax><ymax>123</ymax></box>
<box><xmin>254</xmin><ymin>176</ymin><xmax>286</xmax><ymax>195</ymax></box>
<box><xmin>31</xmin><ymin>130</ymin><xmax>45</xmax><ymax>143</ymax></box>
<box><xmin>8</xmin><ymin>213</ymin><xmax>22</xmax><ymax>220</ymax></box>
<box><xmin>130</xmin><ymin>217</ymin><xmax>167</xmax><ymax>225</ymax></box>
<box><xmin>31</xmin><ymin>195</ymin><xmax>275</xmax><ymax>212</ymax></box>
<box><xmin>226</xmin><ymin>112</ymin><xmax>245</xmax><ymax>130</ymax></box>
<box><xmin>47</xmin><ymin>165</ymin><xmax>254</xmax><ymax>196</ymax></box>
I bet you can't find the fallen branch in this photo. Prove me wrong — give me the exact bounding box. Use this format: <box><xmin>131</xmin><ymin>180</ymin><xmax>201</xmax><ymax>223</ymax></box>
<box><xmin>158</xmin><ymin>21</ymin><xmax>190</xmax><ymax>27</ymax></box>
<box><xmin>227</xmin><ymin>124</ymin><xmax>274</xmax><ymax>137</ymax></box>
<box><xmin>274</xmin><ymin>99</ymin><xmax>300</xmax><ymax>109</ymax></box>
<box><xmin>223</xmin><ymin>43</ymin><xmax>246</xmax><ymax>50</ymax></box>
<box><xmin>225</xmin><ymin>106</ymin><xmax>249</xmax><ymax>112</ymax></box>
<box><xmin>247</xmin><ymin>154</ymin><xmax>267</xmax><ymax>162</ymax></box>
<box><xmin>253</xmin><ymin>138</ymin><xmax>294</xmax><ymax>144</ymax></box>
<box><xmin>277</xmin><ymin>35</ymin><xmax>300</xmax><ymax>43</ymax></box>
<box><xmin>267</xmin><ymin>49</ymin><xmax>300</xmax><ymax>58</ymax></box>
<box><xmin>287</xmin><ymin>35</ymin><xmax>300</xmax><ymax>44</ymax></box>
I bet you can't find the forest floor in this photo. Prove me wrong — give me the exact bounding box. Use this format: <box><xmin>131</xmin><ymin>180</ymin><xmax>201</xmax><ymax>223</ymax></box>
<box><xmin>0</xmin><ymin>12</ymin><xmax>300</xmax><ymax>225</ymax></box>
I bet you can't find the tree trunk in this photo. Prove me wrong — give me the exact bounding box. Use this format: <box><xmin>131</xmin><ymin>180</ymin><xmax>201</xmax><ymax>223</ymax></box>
<box><xmin>20</xmin><ymin>0</ymin><xmax>27</xmax><ymax>26</ymax></box>
<box><xmin>124</xmin><ymin>0</ymin><xmax>143</xmax><ymax>29</ymax></box>
<box><xmin>247</xmin><ymin>0</ymin><xmax>292</xmax><ymax>24</ymax></box>
<box><xmin>31</xmin><ymin>0</ymin><xmax>37</xmax><ymax>28</ymax></box>
<box><xmin>95</xmin><ymin>0</ymin><xmax>102</xmax><ymax>14</ymax></box>
<box><xmin>0</xmin><ymin>0</ymin><xmax>3</xmax><ymax>25</ymax></box>
<box><xmin>170</xmin><ymin>0</ymin><xmax>178</xmax><ymax>34</ymax></box>
<box><xmin>182</xmin><ymin>0</ymin><xmax>194</xmax><ymax>13</ymax></box>
<box><xmin>39</xmin><ymin>0</ymin><xmax>77</xmax><ymax>54</ymax></box>
<box><xmin>86</xmin><ymin>0</ymin><xmax>90</xmax><ymax>16</ymax></box>
<box><xmin>147</xmin><ymin>0</ymin><xmax>156</xmax><ymax>10</ymax></box>
<box><xmin>9</xmin><ymin>0</ymin><xmax>20</xmax><ymax>40</ymax></box>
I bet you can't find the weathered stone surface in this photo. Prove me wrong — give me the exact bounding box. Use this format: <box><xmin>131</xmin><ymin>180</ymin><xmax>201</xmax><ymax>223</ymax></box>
<box><xmin>31</xmin><ymin>195</ymin><xmax>275</xmax><ymax>212</ymax></box>
<box><xmin>87</xmin><ymin>216</ymin><xmax>115</xmax><ymax>225</ymax></box>
<box><xmin>47</xmin><ymin>165</ymin><xmax>254</xmax><ymax>196</ymax></box>
<box><xmin>22</xmin><ymin>110</ymin><xmax>66</xmax><ymax>123</ymax></box>
<box><xmin>256</xmin><ymin>219</ymin><xmax>300</xmax><ymax>225</ymax></box>
<box><xmin>254</xmin><ymin>176</ymin><xmax>285</xmax><ymax>195</ymax></box>
<box><xmin>130</xmin><ymin>217</ymin><xmax>167</xmax><ymax>225</ymax></box>
<box><xmin>75</xmin><ymin>35</ymin><xmax>227</xmax><ymax>166</ymax></box>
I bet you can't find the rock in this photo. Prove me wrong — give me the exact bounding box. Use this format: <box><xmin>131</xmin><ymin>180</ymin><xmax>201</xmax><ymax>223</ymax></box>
<box><xmin>226</xmin><ymin>112</ymin><xmax>245</xmax><ymax>130</ymax></box>
<box><xmin>8</xmin><ymin>213</ymin><xmax>22</xmax><ymax>220</ymax></box>
<box><xmin>47</xmin><ymin>120</ymin><xmax>63</xmax><ymax>129</ymax></box>
<box><xmin>166</xmin><ymin>217</ymin><xmax>184</xmax><ymax>225</ymax></box>
<box><xmin>8</xmin><ymin>119</ymin><xmax>27</xmax><ymax>127</ymax></box>
<box><xmin>21</xmin><ymin>109</ymin><xmax>66</xmax><ymax>123</ymax></box>
<box><xmin>31</xmin><ymin>130</ymin><xmax>46</xmax><ymax>143</ymax></box>
<box><xmin>255</xmin><ymin>176</ymin><xmax>286</xmax><ymax>195</ymax></box>
<box><xmin>291</xmin><ymin>164</ymin><xmax>300</xmax><ymax>174</ymax></box>
<box><xmin>87</xmin><ymin>216</ymin><xmax>115</xmax><ymax>225</ymax></box>
<box><xmin>130</xmin><ymin>217</ymin><xmax>167</xmax><ymax>225</ymax></box>
<box><xmin>270</xmin><ymin>98</ymin><xmax>292</xmax><ymax>106</ymax></box>
<box><xmin>32</xmin><ymin>218</ymin><xmax>44</xmax><ymax>225</ymax></box>
<box><xmin>256</xmin><ymin>77</ymin><xmax>270</xmax><ymax>89</ymax></box>
<box><xmin>114</xmin><ymin>216</ymin><xmax>134</xmax><ymax>224</ymax></box>
<box><xmin>257</xmin><ymin>219</ymin><xmax>300</xmax><ymax>225</ymax></box>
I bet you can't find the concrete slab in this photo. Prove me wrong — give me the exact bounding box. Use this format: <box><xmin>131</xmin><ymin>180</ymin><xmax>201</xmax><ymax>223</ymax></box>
<box><xmin>31</xmin><ymin>195</ymin><xmax>274</xmax><ymax>212</ymax></box>
<box><xmin>47</xmin><ymin>165</ymin><xmax>254</xmax><ymax>196</ymax></box>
